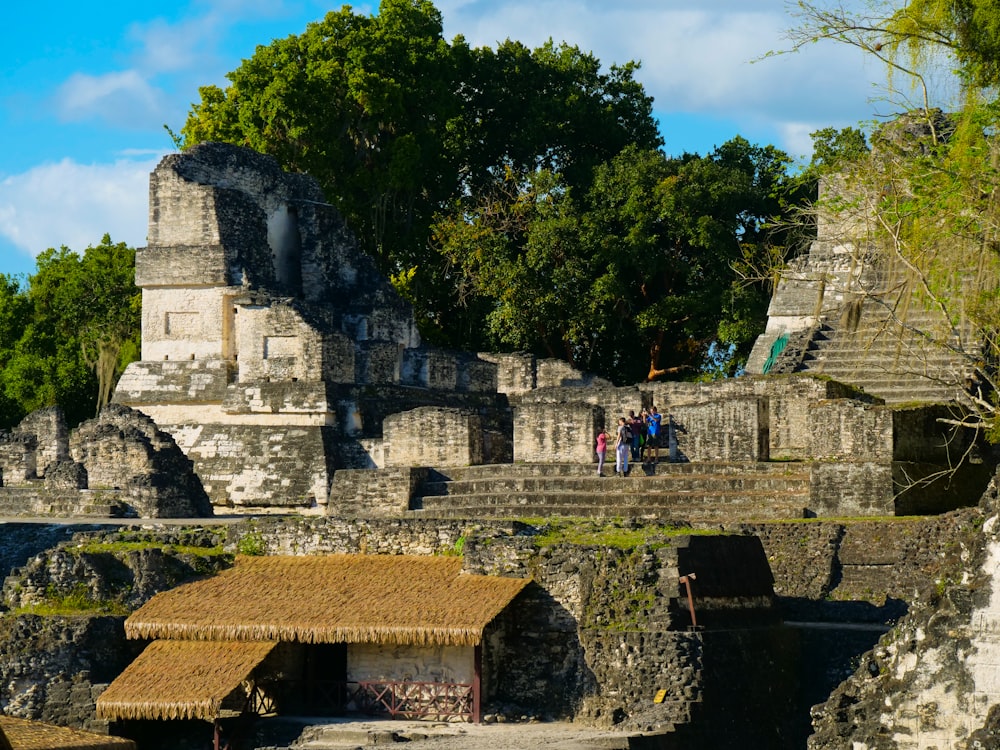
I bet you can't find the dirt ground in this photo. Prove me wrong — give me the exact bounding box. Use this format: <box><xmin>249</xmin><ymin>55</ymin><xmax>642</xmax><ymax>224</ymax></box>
<box><xmin>264</xmin><ymin>717</ymin><xmax>646</xmax><ymax>749</ymax></box>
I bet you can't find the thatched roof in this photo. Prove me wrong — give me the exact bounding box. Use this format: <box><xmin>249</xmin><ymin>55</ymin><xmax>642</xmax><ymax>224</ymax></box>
<box><xmin>125</xmin><ymin>555</ymin><xmax>531</xmax><ymax>647</ymax></box>
<box><xmin>0</xmin><ymin>715</ymin><xmax>135</xmax><ymax>750</ymax></box>
<box><xmin>96</xmin><ymin>640</ymin><xmax>277</xmax><ymax>722</ymax></box>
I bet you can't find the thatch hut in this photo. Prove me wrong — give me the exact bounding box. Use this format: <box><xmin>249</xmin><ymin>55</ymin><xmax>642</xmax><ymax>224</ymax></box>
<box><xmin>97</xmin><ymin>554</ymin><xmax>530</xmax><ymax>741</ymax></box>
<box><xmin>0</xmin><ymin>715</ymin><xmax>135</xmax><ymax>750</ymax></box>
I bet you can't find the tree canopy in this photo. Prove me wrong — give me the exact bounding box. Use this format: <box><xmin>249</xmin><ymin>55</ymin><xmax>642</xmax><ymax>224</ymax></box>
<box><xmin>0</xmin><ymin>236</ymin><xmax>140</xmax><ymax>429</ymax></box>
<box><xmin>181</xmin><ymin>0</ymin><xmax>800</xmax><ymax>382</ymax></box>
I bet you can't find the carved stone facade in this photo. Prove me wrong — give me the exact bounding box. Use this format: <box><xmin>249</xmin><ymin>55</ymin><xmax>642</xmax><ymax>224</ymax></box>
<box><xmin>97</xmin><ymin>142</ymin><xmax>990</xmax><ymax>519</ymax></box>
<box><xmin>113</xmin><ymin>143</ymin><xmax>506</xmax><ymax>511</ymax></box>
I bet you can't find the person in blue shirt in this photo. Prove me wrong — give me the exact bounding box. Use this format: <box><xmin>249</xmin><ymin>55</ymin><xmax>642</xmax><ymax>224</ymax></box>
<box><xmin>645</xmin><ymin>406</ymin><xmax>663</xmax><ymax>464</ymax></box>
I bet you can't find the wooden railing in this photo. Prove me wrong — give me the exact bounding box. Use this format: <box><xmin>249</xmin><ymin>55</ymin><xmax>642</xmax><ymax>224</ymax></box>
<box><xmin>268</xmin><ymin>679</ymin><xmax>475</xmax><ymax>722</ymax></box>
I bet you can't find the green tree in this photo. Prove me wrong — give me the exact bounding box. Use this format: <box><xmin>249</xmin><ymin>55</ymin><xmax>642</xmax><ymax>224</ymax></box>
<box><xmin>0</xmin><ymin>275</ymin><xmax>32</xmax><ymax>425</ymax></box>
<box><xmin>0</xmin><ymin>237</ymin><xmax>140</xmax><ymax>428</ymax></box>
<box><xmin>432</xmin><ymin>139</ymin><xmax>797</xmax><ymax>383</ymax></box>
<box><xmin>183</xmin><ymin>0</ymin><xmax>465</xmax><ymax>273</ymax></box>
<box><xmin>180</xmin><ymin>0</ymin><xmax>665</xmax><ymax>365</ymax></box>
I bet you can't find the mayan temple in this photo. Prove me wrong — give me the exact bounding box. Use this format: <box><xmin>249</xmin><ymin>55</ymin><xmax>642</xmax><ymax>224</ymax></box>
<box><xmin>112</xmin><ymin>143</ymin><xmax>508</xmax><ymax>511</ymax></box>
<box><xmin>746</xmin><ymin>114</ymin><xmax>995</xmax><ymax>407</ymax></box>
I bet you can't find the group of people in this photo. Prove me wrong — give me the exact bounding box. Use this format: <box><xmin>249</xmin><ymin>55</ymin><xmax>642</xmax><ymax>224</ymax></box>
<box><xmin>594</xmin><ymin>406</ymin><xmax>665</xmax><ymax>477</ymax></box>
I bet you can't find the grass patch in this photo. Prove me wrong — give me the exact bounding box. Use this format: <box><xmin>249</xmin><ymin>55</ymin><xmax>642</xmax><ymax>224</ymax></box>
<box><xmin>14</xmin><ymin>584</ymin><xmax>130</xmax><ymax>617</ymax></box>
<box><xmin>525</xmin><ymin>518</ymin><xmax>720</xmax><ymax>549</ymax></box>
<box><xmin>70</xmin><ymin>540</ymin><xmax>226</xmax><ymax>557</ymax></box>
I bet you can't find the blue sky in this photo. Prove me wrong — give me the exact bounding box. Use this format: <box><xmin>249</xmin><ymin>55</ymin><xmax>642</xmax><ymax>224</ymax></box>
<box><xmin>0</xmin><ymin>0</ymin><xmax>885</xmax><ymax>280</ymax></box>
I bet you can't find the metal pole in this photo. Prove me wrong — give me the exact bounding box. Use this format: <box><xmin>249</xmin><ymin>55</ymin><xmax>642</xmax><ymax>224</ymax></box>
<box><xmin>679</xmin><ymin>573</ymin><xmax>697</xmax><ymax>628</ymax></box>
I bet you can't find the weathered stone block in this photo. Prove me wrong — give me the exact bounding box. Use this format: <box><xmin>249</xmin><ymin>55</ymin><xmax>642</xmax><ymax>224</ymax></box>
<box><xmin>808</xmin><ymin>399</ymin><xmax>893</xmax><ymax>462</ymax></box>
<box><xmin>383</xmin><ymin>407</ymin><xmax>483</xmax><ymax>467</ymax></box>
<box><xmin>809</xmin><ymin>462</ymin><xmax>894</xmax><ymax>517</ymax></box>
<box><xmin>513</xmin><ymin>402</ymin><xmax>603</xmax><ymax>464</ymax></box>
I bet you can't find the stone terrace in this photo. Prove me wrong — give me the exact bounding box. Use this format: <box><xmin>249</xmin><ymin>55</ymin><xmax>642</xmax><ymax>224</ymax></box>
<box><xmin>406</xmin><ymin>462</ymin><xmax>811</xmax><ymax>522</ymax></box>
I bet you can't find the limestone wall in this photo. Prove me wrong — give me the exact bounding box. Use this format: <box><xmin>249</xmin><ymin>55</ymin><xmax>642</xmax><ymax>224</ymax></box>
<box><xmin>807</xmin><ymin>400</ymin><xmax>893</xmax><ymax>462</ymax></box>
<box><xmin>141</xmin><ymin>286</ymin><xmax>231</xmax><ymax>362</ymax></box>
<box><xmin>513</xmin><ymin>401</ymin><xmax>603</xmax><ymax>464</ymax></box>
<box><xmin>481</xmin><ymin>352</ymin><xmax>613</xmax><ymax>396</ymax></box>
<box><xmin>670</xmin><ymin>397</ymin><xmax>768</xmax><ymax>462</ymax></box>
<box><xmin>347</xmin><ymin>643</ymin><xmax>473</xmax><ymax>685</ymax></box>
<box><xmin>383</xmin><ymin>408</ymin><xmax>483</xmax><ymax>468</ymax></box>
<box><xmin>328</xmin><ymin>467</ymin><xmax>428</xmax><ymax>517</ymax></box>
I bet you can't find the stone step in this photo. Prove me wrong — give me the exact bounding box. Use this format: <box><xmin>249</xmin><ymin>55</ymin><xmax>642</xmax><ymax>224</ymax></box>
<box><xmin>411</xmin><ymin>462</ymin><xmax>813</xmax><ymax>521</ymax></box>
<box><xmin>417</xmin><ymin>486</ymin><xmax>809</xmax><ymax>506</ymax></box>
<box><xmin>408</xmin><ymin>498</ymin><xmax>807</xmax><ymax>522</ymax></box>
<box><xmin>426</xmin><ymin>462</ymin><xmax>810</xmax><ymax>483</ymax></box>
<box><xmin>804</xmin><ymin>345</ymin><xmax>966</xmax><ymax>361</ymax></box>
<box><xmin>419</xmin><ymin>474</ymin><xmax>811</xmax><ymax>498</ymax></box>
<box><xmin>808</xmin><ymin>373</ymin><xmax>964</xmax><ymax>391</ymax></box>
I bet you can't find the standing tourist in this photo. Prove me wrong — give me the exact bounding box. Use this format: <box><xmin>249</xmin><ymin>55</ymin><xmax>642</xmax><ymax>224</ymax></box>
<box><xmin>615</xmin><ymin>417</ymin><xmax>630</xmax><ymax>477</ymax></box>
<box><xmin>628</xmin><ymin>410</ymin><xmax>644</xmax><ymax>463</ymax></box>
<box><xmin>595</xmin><ymin>428</ymin><xmax>608</xmax><ymax>477</ymax></box>
<box><xmin>645</xmin><ymin>406</ymin><xmax>663</xmax><ymax>464</ymax></box>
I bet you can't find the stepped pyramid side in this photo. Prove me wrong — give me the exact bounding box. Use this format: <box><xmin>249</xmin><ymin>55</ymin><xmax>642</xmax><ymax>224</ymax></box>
<box><xmin>747</xmin><ymin>174</ymin><xmax>985</xmax><ymax>405</ymax></box>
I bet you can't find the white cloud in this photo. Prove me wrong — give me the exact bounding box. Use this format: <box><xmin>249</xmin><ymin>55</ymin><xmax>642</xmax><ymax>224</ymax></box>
<box><xmin>0</xmin><ymin>156</ymin><xmax>164</xmax><ymax>258</ymax></box>
<box><xmin>439</xmin><ymin>0</ymin><xmax>883</xmax><ymax>154</ymax></box>
<box><xmin>55</xmin><ymin>71</ymin><xmax>167</xmax><ymax>128</ymax></box>
<box><xmin>127</xmin><ymin>16</ymin><xmax>223</xmax><ymax>75</ymax></box>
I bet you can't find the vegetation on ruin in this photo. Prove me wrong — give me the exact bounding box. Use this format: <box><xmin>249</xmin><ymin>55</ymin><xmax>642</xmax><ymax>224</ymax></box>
<box><xmin>779</xmin><ymin>0</ymin><xmax>1000</xmax><ymax>441</ymax></box>
<box><xmin>179</xmin><ymin>0</ymin><xmax>809</xmax><ymax>383</ymax></box>
<box><xmin>0</xmin><ymin>234</ymin><xmax>140</xmax><ymax>428</ymax></box>
<box><xmin>234</xmin><ymin>526</ymin><xmax>267</xmax><ymax>556</ymax></box>
<box><xmin>526</xmin><ymin>518</ymin><xmax>719</xmax><ymax>549</ymax></box>
<box><xmin>12</xmin><ymin>584</ymin><xmax>131</xmax><ymax>617</ymax></box>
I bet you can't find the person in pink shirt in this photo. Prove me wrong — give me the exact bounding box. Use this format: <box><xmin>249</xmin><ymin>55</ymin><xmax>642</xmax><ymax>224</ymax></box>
<box><xmin>595</xmin><ymin>428</ymin><xmax>609</xmax><ymax>477</ymax></box>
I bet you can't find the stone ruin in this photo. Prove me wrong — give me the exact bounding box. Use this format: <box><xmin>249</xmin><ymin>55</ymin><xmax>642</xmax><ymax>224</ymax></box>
<box><xmin>112</xmin><ymin>143</ymin><xmax>506</xmax><ymax>511</ymax></box>
<box><xmin>0</xmin><ymin>405</ymin><xmax>211</xmax><ymax>518</ymax></box>
<box><xmin>0</xmin><ymin>141</ymin><xmax>983</xmax><ymax>520</ymax></box>
<box><xmin>744</xmin><ymin>115</ymin><xmax>993</xmax><ymax>407</ymax></box>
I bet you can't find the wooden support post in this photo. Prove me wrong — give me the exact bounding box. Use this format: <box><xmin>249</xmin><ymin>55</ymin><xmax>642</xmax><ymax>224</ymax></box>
<box><xmin>473</xmin><ymin>642</ymin><xmax>482</xmax><ymax>723</ymax></box>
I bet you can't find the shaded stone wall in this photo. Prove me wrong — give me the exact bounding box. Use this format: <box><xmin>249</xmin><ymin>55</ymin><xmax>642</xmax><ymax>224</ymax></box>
<box><xmin>327</xmin><ymin>467</ymin><xmax>428</xmax><ymax>518</ymax></box>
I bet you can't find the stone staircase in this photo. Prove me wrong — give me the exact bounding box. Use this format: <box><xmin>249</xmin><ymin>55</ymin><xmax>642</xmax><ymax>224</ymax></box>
<box><xmin>797</xmin><ymin>305</ymin><xmax>974</xmax><ymax>405</ymax></box>
<box><xmin>0</xmin><ymin>486</ymin><xmax>124</xmax><ymax>518</ymax></box>
<box><xmin>407</xmin><ymin>463</ymin><xmax>811</xmax><ymax>523</ymax></box>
